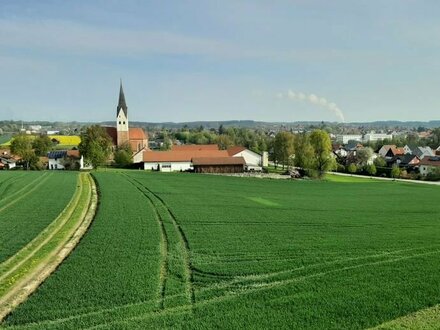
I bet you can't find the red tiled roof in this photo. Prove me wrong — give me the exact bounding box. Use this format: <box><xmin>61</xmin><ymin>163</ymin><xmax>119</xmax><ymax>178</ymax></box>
<box><xmin>171</xmin><ymin>144</ymin><xmax>219</xmax><ymax>151</ymax></box>
<box><xmin>143</xmin><ymin>150</ymin><xmax>228</xmax><ymax>162</ymax></box>
<box><xmin>129</xmin><ymin>127</ymin><xmax>147</xmax><ymax>140</ymax></box>
<box><xmin>419</xmin><ymin>157</ymin><xmax>440</xmax><ymax>167</ymax></box>
<box><xmin>227</xmin><ymin>146</ymin><xmax>247</xmax><ymax>156</ymax></box>
<box><xmin>192</xmin><ymin>156</ymin><xmax>245</xmax><ymax>166</ymax></box>
<box><xmin>67</xmin><ymin>150</ymin><xmax>81</xmax><ymax>158</ymax></box>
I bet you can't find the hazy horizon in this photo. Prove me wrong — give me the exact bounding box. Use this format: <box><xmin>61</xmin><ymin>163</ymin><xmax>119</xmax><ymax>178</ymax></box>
<box><xmin>1</xmin><ymin>1</ymin><xmax>440</xmax><ymax>123</ymax></box>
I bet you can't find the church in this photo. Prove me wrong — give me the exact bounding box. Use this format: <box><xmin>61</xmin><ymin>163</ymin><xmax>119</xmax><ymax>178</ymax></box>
<box><xmin>105</xmin><ymin>82</ymin><xmax>148</xmax><ymax>154</ymax></box>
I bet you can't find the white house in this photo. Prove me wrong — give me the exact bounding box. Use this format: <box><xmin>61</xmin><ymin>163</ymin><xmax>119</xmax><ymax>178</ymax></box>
<box><xmin>48</xmin><ymin>150</ymin><xmax>84</xmax><ymax>170</ymax></box>
<box><xmin>419</xmin><ymin>156</ymin><xmax>440</xmax><ymax>176</ymax></box>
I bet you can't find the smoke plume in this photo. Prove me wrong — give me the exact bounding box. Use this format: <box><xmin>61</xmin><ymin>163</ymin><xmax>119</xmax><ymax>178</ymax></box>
<box><xmin>279</xmin><ymin>90</ymin><xmax>345</xmax><ymax>122</ymax></box>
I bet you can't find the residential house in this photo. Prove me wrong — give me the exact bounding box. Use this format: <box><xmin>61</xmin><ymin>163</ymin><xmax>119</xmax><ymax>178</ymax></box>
<box><xmin>403</xmin><ymin>145</ymin><xmax>434</xmax><ymax>159</ymax></box>
<box><xmin>389</xmin><ymin>154</ymin><xmax>420</xmax><ymax>169</ymax></box>
<box><xmin>48</xmin><ymin>150</ymin><xmax>84</xmax><ymax>170</ymax></box>
<box><xmin>419</xmin><ymin>156</ymin><xmax>440</xmax><ymax>176</ymax></box>
<box><xmin>378</xmin><ymin>145</ymin><xmax>404</xmax><ymax>159</ymax></box>
<box><xmin>0</xmin><ymin>150</ymin><xmax>20</xmax><ymax>169</ymax></box>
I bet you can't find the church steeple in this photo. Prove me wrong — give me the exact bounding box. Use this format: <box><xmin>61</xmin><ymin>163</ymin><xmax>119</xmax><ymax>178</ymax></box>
<box><xmin>116</xmin><ymin>80</ymin><xmax>129</xmax><ymax>146</ymax></box>
<box><xmin>117</xmin><ymin>79</ymin><xmax>128</xmax><ymax>117</ymax></box>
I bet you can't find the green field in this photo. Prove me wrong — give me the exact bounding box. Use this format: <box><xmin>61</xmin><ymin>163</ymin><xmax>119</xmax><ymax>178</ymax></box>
<box><xmin>0</xmin><ymin>172</ymin><xmax>78</xmax><ymax>262</ymax></box>
<box><xmin>2</xmin><ymin>171</ymin><xmax>440</xmax><ymax>329</ymax></box>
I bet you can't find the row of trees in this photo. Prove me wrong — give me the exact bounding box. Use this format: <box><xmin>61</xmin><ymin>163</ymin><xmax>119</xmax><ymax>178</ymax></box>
<box><xmin>10</xmin><ymin>135</ymin><xmax>53</xmax><ymax>169</ymax></box>
<box><xmin>271</xmin><ymin>130</ymin><xmax>334</xmax><ymax>177</ymax></box>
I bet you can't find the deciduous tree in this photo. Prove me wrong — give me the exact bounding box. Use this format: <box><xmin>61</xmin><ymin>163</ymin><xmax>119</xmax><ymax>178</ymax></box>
<box><xmin>78</xmin><ymin>125</ymin><xmax>112</xmax><ymax>168</ymax></box>
<box><xmin>309</xmin><ymin>129</ymin><xmax>333</xmax><ymax>176</ymax></box>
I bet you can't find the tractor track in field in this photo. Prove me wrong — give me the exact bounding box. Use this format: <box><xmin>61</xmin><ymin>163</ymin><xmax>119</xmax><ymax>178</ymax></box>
<box><xmin>0</xmin><ymin>173</ymin><xmax>52</xmax><ymax>213</ymax></box>
<box><xmin>0</xmin><ymin>174</ymin><xmax>26</xmax><ymax>200</ymax></box>
<box><xmin>123</xmin><ymin>175</ymin><xmax>169</xmax><ymax>310</ymax></box>
<box><xmin>11</xmin><ymin>244</ymin><xmax>440</xmax><ymax>329</ymax></box>
<box><xmin>0</xmin><ymin>173</ymin><xmax>98</xmax><ymax>322</ymax></box>
<box><xmin>0</xmin><ymin>174</ymin><xmax>85</xmax><ymax>282</ymax></box>
<box><xmin>123</xmin><ymin>174</ymin><xmax>195</xmax><ymax>308</ymax></box>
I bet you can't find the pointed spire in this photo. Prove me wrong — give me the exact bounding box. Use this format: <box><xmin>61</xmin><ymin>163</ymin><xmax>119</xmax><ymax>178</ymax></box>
<box><xmin>117</xmin><ymin>79</ymin><xmax>128</xmax><ymax>117</ymax></box>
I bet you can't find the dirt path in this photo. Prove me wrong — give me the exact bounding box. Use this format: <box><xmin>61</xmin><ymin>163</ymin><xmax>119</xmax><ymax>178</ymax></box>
<box><xmin>0</xmin><ymin>173</ymin><xmax>98</xmax><ymax>322</ymax></box>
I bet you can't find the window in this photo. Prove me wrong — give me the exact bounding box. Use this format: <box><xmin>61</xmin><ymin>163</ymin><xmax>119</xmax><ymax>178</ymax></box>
<box><xmin>119</xmin><ymin>121</ymin><xmax>121</xmax><ymax>124</ymax></box>
<box><xmin>123</xmin><ymin>121</ymin><xmax>125</xmax><ymax>125</ymax></box>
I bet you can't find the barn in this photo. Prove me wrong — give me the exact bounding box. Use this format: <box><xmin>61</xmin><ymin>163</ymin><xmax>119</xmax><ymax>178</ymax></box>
<box><xmin>192</xmin><ymin>157</ymin><xmax>245</xmax><ymax>173</ymax></box>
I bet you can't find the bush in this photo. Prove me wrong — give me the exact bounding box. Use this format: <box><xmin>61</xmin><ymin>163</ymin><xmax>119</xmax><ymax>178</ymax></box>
<box><xmin>347</xmin><ymin>163</ymin><xmax>357</xmax><ymax>174</ymax></box>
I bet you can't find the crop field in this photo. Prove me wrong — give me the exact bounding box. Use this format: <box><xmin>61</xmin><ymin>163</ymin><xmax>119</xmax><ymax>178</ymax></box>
<box><xmin>0</xmin><ymin>135</ymin><xmax>80</xmax><ymax>147</ymax></box>
<box><xmin>0</xmin><ymin>172</ymin><xmax>77</xmax><ymax>262</ymax></box>
<box><xmin>2</xmin><ymin>171</ymin><xmax>440</xmax><ymax>329</ymax></box>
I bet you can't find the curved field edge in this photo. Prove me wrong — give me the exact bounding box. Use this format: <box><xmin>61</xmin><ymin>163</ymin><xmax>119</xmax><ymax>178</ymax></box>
<box><xmin>0</xmin><ymin>173</ymin><xmax>98</xmax><ymax>321</ymax></box>
<box><xmin>371</xmin><ymin>304</ymin><xmax>440</xmax><ymax>330</ymax></box>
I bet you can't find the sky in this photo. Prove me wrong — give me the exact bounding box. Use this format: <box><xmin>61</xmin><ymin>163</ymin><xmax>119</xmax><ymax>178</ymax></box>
<box><xmin>1</xmin><ymin>0</ymin><xmax>440</xmax><ymax>123</ymax></box>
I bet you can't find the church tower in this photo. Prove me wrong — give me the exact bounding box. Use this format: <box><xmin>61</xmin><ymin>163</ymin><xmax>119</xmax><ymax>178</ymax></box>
<box><xmin>116</xmin><ymin>80</ymin><xmax>129</xmax><ymax>146</ymax></box>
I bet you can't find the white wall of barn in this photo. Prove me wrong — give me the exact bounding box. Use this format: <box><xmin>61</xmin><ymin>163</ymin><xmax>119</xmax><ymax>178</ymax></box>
<box><xmin>143</xmin><ymin>161</ymin><xmax>192</xmax><ymax>172</ymax></box>
<box><xmin>231</xmin><ymin>150</ymin><xmax>262</xmax><ymax>166</ymax></box>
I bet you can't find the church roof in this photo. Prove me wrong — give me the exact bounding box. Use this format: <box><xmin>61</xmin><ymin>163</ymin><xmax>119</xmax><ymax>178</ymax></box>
<box><xmin>129</xmin><ymin>127</ymin><xmax>147</xmax><ymax>140</ymax></box>
<box><xmin>117</xmin><ymin>81</ymin><xmax>128</xmax><ymax>117</ymax></box>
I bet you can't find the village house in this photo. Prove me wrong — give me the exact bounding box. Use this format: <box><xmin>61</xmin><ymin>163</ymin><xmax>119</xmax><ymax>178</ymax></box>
<box><xmin>48</xmin><ymin>150</ymin><xmax>84</xmax><ymax>170</ymax></box>
<box><xmin>419</xmin><ymin>156</ymin><xmax>440</xmax><ymax>176</ymax></box>
<box><xmin>0</xmin><ymin>150</ymin><xmax>20</xmax><ymax>170</ymax></box>
<box><xmin>388</xmin><ymin>154</ymin><xmax>420</xmax><ymax>169</ymax></box>
<box><xmin>378</xmin><ymin>145</ymin><xmax>405</xmax><ymax>159</ymax></box>
<box><xmin>403</xmin><ymin>145</ymin><xmax>435</xmax><ymax>159</ymax></box>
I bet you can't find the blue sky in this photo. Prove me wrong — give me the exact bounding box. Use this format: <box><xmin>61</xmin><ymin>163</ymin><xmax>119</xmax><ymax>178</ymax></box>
<box><xmin>1</xmin><ymin>0</ymin><xmax>440</xmax><ymax>123</ymax></box>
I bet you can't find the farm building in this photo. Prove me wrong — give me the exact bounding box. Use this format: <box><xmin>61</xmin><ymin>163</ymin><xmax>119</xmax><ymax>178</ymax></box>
<box><xmin>227</xmin><ymin>146</ymin><xmax>267</xmax><ymax>171</ymax></box>
<box><xmin>104</xmin><ymin>81</ymin><xmax>149</xmax><ymax>153</ymax></box>
<box><xmin>140</xmin><ymin>144</ymin><xmax>266</xmax><ymax>172</ymax></box>
<box><xmin>142</xmin><ymin>147</ymin><xmax>229</xmax><ymax>172</ymax></box>
<box><xmin>192</xmin><ymin>157</ymin><xmax>245</xmax><ymax>173</ymax></box>
<box><xmin>48</xmin><ymin>150</ymin><xmax>84</xmax><ymax>170</ymax></box>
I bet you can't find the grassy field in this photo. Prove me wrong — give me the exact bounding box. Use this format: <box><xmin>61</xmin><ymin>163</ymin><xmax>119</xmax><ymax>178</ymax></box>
<box><xmin>2</xmin><ymin>171</ymin><xmax>440</xmax><ymax>329</ymax></box>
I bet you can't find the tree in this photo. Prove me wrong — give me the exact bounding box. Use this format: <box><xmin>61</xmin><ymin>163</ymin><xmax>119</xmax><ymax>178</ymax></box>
<box><xmin>273</xmin><ymin>132</ymin><xmax>294</xmax><ymax>169</ymax></box>
<box><xmin>355</xmin><ymin>147</ymin><xmax>373</xmax><ymax>167</ymax></box>
<box><xmin>32</xmin><ymin>135</ymin><xmax>52</xmax><ymax>156</ymax></box>
<box><xmin>216</xmin><ymin>134</ymin><xmax>234</xmax><ymax>150</ymax></box>
<box><xmin>309</xmin><ymin>129</ymin><xmax>333</xmax><ymax>176</ymax></box>
<box><xmin>293</xmin><ymin>133</ymin><xmax>314</xmax><ymax>170</ymax></box>
<box><xmin>114</xmin><ymin>142</ymin><xmax>133</xmax><ymax>166</ymax></box>
<box><xmin>374</xmin><ymin>156</ymin><xmax>387</xmax><ymax>168</ymax></box>
<box><xmin>10</xmin><ymin>134</ymin><xmax>37</xmax><ymax>170</ymax></box>
<box><xmin>391</xmin><ymin>164</ymin><xmax>401</xmax><ymax>178</ymax></box>
<box><xmin>78</xmin><ymin>125</ymin><xmax>112</xmax><ymax>168</ymax></box>
<box><xmin>365</xmin><ymin>164</ymin><xmax>377</xmax><ymax>176</ymax></box>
